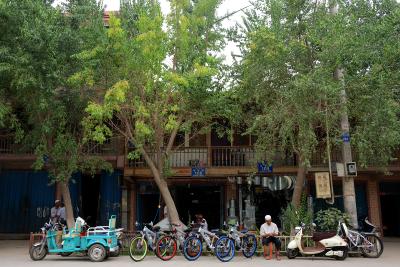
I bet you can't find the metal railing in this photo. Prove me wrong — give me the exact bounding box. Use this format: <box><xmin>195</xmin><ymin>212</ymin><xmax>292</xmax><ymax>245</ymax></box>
<box><xmin>128</xmin><ymin>147</ymin><xmax>208</xmax><ymax>168</ymax></box>
<box><xmin>211</xmin><ymin>146</ymin><xmax>254</xmax><ymax>167</ymax></box>
<box><xmin>118</xmin><ymin>231</ymin><xmax>313</xmax><ymax>255</ymax></box>
<box><xmin>310</xmin><ymin>145</ymin><xmax>342</xmax><ymax>167</ymax></box>
<box><xmin>128</xmin><ymin>146</ymin><xmax>296</xmax><ymax>168</ymax></box>
<box><xmin>1</xmin><ymin>135</ymin><xmax>121</xmax><ymax>156</ymax></box>
<box><xmin>82</xmin><ymin>139</ymin><xmax>121</xmax><ymax>156</ymax></box>
<box><xmin>0</xmin><ymin>135</ymin><xmax>34</xmax><ymax>154</ymax></box>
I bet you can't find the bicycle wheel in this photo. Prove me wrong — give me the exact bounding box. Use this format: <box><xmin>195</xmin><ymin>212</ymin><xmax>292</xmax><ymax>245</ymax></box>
<box><xmin>242</xmin><ymin>234</ymin><xmax>257</xmax><ymax>258</ymax></box>
<box><xmin>156</xmin><ymin>235</ymin><xmax>177</xmax><ymax>261</ymax></box>
<box><xmin>215</xmin><ymin>236</ymin><xmax>235</xmax><ymax>262</ymax></box>
<box><xmin>361</xmin><ymin>234</ymin><xmax>384</xmax><ymax>258</ymax></box>
<box><xmin>129</xmin><ymin>236</ymin><xmax>148</xmax><ymax>262</ymax></box>
<box><xmin>183</xmin><ymin>236</ymin><xmax>202</xmax><ymax>261</ymax></box>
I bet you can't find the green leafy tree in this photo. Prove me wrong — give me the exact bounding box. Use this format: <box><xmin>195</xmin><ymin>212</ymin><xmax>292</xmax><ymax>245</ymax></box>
<box><xmin>0</xmin><ymin>0</ymin><xmax>111</xmax><ymax>229</ymax></box>
<box><xmin>233</xmin><ymin>0</ymin><xmax>400</xmax><ymax>209</ymax></box>
<box><xmin>78</xmin><ymin>0</ymin><xmax>225</xmax><ymax>225</ymax></box>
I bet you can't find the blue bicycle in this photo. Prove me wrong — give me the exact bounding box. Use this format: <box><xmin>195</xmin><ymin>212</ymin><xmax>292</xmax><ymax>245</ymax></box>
<box><xmin>183</xmin><ymin>221</ymin><xmax>234</xmax><ymax>262</ymax></box>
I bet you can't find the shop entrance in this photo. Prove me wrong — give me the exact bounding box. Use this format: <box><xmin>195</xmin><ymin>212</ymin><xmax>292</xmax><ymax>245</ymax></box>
<box><xmin>175</xmin><ymin>185</ymin><xmax>223</xmax><ymax>229</ymax></box>
<box><xmin>253</xmin><ymin>187</ymin><xmax>292</xmax><ymax>228</ymax></box>
<box><xmin>80</xmin><ymin>174</ymin><xmax>101</xmax><ymax>226</ymax></box>
<box><xmin>380</xmin><ymin>182</ymin><xmax>400</xmax><ymax>236</ymax></box>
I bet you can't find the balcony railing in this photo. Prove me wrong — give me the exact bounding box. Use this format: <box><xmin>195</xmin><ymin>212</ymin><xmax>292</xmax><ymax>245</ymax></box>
<box><xmin>128</xmin><ymin>146</ymin><xmax>296</xmax><ymax>168</ymax></box>
<box><xmin>0</xmin><ymin>135</ymin><xmax>121</xmax><ymax>156</ymax></box>
<box><xmin>0</xmin><ymin>135</ymin><xmax>34</xmax><ymax>154</ymax></box>
<box><xmin>82</xmin><ymin>139</ymin><xmax>121</xmax><ymax>156</ymax></box>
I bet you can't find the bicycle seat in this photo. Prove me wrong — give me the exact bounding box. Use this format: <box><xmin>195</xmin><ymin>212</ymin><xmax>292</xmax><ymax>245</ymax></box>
<box><xmin>152</xmin><ymin>226</ymin><xmax>161</xmax><ymax>232</ymax></box>
<box><xmin>240</xmin><ymin>229</ymin><xmax>249</xmax><ymax>234</ymax></box>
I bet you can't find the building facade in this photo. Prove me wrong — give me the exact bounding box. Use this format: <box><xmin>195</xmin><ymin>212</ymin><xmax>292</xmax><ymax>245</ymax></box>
<box><xmin>1</xmin><ymin>129</ymin><xmax>399</xmax><ymax>237</ymax></box>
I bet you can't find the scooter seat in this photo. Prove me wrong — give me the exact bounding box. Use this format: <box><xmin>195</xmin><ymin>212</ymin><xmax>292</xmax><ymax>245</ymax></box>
<box><xmin>312</xmin><ymin>231</ymin><xmax>336</xmax><ymax>242</ymax></box>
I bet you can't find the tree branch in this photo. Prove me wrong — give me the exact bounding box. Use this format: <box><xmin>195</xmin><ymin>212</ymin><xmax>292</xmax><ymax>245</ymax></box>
<box><xmin>165</xmin><ymin>116</ymin><xmax>183</xmax><ymax>156</ymax></box>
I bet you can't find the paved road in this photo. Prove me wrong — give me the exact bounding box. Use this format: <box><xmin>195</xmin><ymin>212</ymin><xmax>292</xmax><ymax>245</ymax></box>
<box><xmin>1</xmin><ymin>239</ymin><xmax>399</xmax><ymax>267</ymax></box>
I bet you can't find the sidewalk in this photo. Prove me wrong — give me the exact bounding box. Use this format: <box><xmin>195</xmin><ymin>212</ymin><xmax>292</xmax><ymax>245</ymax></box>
<box><xmin>0</xmin><ymin>240</ymin><xmax>399</xmax><ymax>267</ymax></box>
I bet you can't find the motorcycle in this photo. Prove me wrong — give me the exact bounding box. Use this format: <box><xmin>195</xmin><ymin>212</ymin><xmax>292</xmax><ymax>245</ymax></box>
<box><xmin>29</xmin><ymin>216</ymin><xmax>119</xmax><ymax>262</ymax></box>
<box><xmin>287</xmin><ymin>223</ymin><xmax>348</xmax><ymax>260</ymax></box>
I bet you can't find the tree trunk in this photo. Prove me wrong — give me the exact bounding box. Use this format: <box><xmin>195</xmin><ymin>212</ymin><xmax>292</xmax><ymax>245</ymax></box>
<box><xmin>141</xmin><ymin>148</ymin><xmax>183</xmax><ymax>226</ymax></box>
<box><xmin>60</xmin><ymin>181</ymin><xmax>75</xmax><ymax>229</ymax></box>
<box><xmin>155</xmin><ymin>176</ymin><xmax>181</xmax><ymax>225</ymax></box>
<box><xmin>292</xmin><ymin>154</ymin><xmax>306</xmax><ymax>208</ymax></box>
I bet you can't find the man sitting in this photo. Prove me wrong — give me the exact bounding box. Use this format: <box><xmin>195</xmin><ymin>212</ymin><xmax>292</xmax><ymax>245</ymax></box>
<box><xmin>260</xmin><ymin>215</ymin><xmax>281</xmax><ymax>260</ymax></box>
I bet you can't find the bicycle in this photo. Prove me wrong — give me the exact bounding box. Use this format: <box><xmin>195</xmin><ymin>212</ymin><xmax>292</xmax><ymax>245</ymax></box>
<box><xmin>217</xmin><ymin>222</ymin><xmax>257</xmax><ymax>259</ymax></box>
<box><xmin>183</xmin><ymin>220</ymin><xmax>234</xmax><ymax>262</ymax></box>
<box><xmin>129</xmin><ymin>222</ymin><xmax>165</xmax><ymax>261</ymax></box>
<box><xmin>338</xmin><ymin>218</ymin><xmax>383</xmax><ymax>258</ymax></box>
<box><xmin>155</xmin><ymin>223</ymin><xmax>193</xmax><ymax>261</ymax></box>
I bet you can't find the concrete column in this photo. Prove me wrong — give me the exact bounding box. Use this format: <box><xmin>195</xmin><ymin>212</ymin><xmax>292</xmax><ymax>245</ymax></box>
<box><xmin>367</xmin><ymin>179</ymin><xmax>383</xmax><ymax>234</ymax></box>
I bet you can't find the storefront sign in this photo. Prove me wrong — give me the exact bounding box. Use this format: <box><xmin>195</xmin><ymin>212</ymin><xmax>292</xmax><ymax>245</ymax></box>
<box><xmin>261</xmin><ymin>176</ymin><xmax>295</xmax><ymax>191</ymax></box>
<box><xmin>315</xmin><ymin>172</ymin><xmax>332</xmax><ymax>199</ymax></box>
<box><xmin>191</xmin><ymin>167</ymin><xmax>206</xmax><ymax>177</ymax></box>
<box><xmin>257</xmin><ymin>161</ymin><xmax>273</xmax><ymax>173</ymax></box>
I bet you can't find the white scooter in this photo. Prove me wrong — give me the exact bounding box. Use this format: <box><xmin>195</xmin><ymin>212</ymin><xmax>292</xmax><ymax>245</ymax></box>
<box><xmin>287</xmin><ymin>223</ymin><xmax>348</xmax><ymax>260</ymax></box>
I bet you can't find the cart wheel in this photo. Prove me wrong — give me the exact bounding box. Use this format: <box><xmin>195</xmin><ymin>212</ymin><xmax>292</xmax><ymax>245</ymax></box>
<box><xmin>88</xmin><ymin>244</ymin><xmax>107</xmax><ymax>262</ymax></box>
<box><xmin>29</xmin><ymin>244</ymin><xmax>47</xmax><ymax>261</ymax></box>
<box><xmin>60</xmin><ymin>252</ymin><xmax>73</xmax><ymax>257</ymax></box>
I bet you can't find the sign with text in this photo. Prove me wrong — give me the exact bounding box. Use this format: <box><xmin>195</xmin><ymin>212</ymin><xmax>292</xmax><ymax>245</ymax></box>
<box><xmin>342</xmin><ymin>132</ymin><xmax>351</xmax><ymax>143</ymax></box>
<box><xmin>257</xmin><ymin>161</ymin><xmax>273</xmax><ymax>173</ymax></box>
<box><xmin>191</xmin><ymin>167</ymin><xmax>206</xmax><ymax>177</ymax></box>
<box><xmin>315</xmin><ymin>172</ymin><xmax>332</xmax><ymax>199</ymax></box>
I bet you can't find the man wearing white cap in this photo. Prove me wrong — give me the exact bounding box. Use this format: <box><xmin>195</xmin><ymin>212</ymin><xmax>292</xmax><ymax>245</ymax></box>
<box><xmin>260</xmin><ymin>215</ymin><xmax>281</xmax><ymax>260</ymax></box>
<box><xmin>50</xmin><ymin>200</ymin><xmax>61</xmax><ymax>224</ymax></box>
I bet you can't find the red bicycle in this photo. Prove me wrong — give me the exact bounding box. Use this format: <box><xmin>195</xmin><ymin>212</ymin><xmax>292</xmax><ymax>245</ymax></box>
<box><xmin>155</xmin><ymin>223</ymin><xmax>193</xmax><ymax>261</ymax></box>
